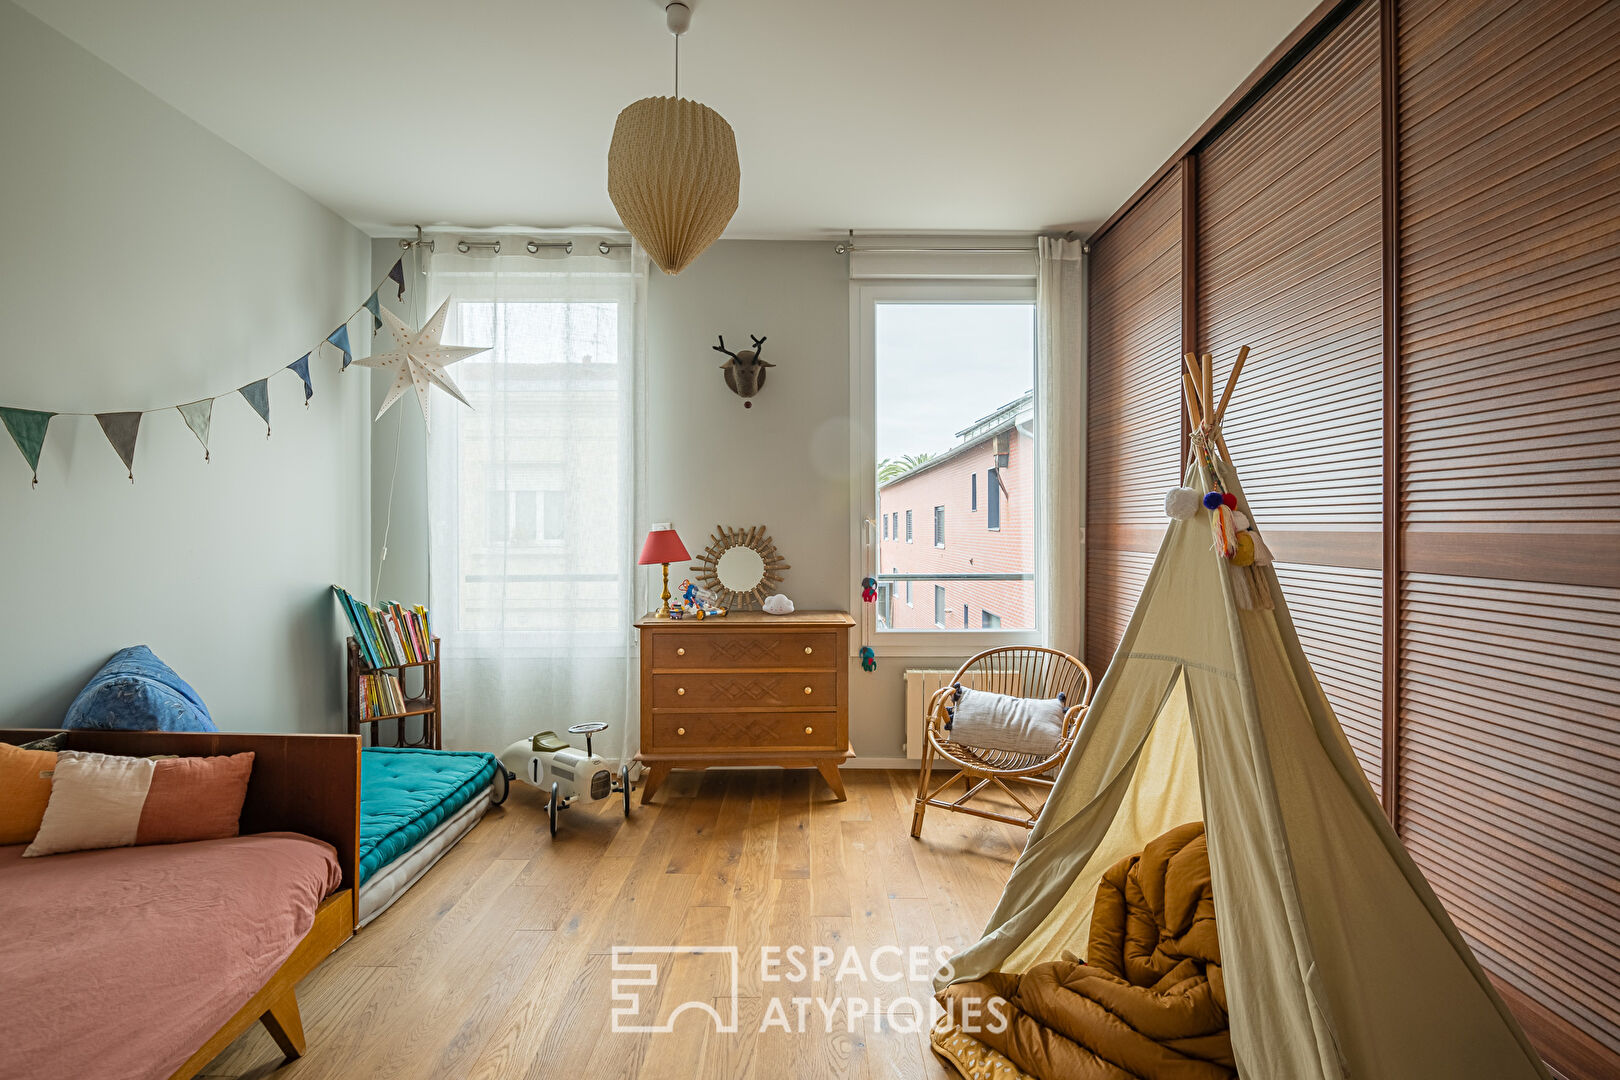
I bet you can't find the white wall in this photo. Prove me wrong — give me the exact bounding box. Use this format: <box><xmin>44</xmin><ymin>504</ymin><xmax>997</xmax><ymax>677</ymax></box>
<box><xmin>0</xmin><ymin>1</ymin><xmax>372</xmax><ymax>732</ymax></box>
<box><xmin>370</xmin><ymin>237</ymin><xmax>970</xmax><ymax>759</ymax></box>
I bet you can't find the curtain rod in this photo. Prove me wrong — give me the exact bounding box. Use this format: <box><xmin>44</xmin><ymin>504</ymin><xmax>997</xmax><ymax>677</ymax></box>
<box><xmin>396</xmin><ymin>226</ymin><xmax>630</xmax><ymax>255</ymax></box>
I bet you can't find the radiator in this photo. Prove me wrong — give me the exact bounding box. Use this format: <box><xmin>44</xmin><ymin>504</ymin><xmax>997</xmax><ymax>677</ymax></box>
<box><xmin>903</xmin><ymin>670</ymin><xmax>958</xmax><ymax>760</ymax></box>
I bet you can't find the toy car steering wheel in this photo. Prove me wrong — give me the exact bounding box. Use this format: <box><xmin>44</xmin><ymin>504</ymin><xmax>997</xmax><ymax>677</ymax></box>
<box><xmin>568</xmin><ymin>721</ymin><xmax>609</xmax><ymax>756</ymax></box>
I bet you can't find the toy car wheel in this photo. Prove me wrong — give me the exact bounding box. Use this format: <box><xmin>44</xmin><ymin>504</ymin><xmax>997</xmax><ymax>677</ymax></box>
<box><xmin>548</xmin><ymin>781</ymin><xmax>559</xmax><ymax>838</ymax></box>
<box><xmin>491</xmin><ymin>768</ymin><xmax>512</xmax><ymax>807</ymax></box>
<box><xmin>621</xmin><ymin>764</ymin><xmax>632</xmax><ymax>818</ymax></box>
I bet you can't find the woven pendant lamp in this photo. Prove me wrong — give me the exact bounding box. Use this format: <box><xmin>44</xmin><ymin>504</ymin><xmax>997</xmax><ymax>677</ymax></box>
<box><xmin>607</xmin><ymin>3</ymin><xmax>739</xmax><ymax>275</ymax></box>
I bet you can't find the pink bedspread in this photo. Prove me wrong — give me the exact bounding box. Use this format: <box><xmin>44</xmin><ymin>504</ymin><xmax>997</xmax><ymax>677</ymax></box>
<box><xmin>0</xmin><ymin>832</ymin><xmax>342</xmax><ymax>1080</ymax></box>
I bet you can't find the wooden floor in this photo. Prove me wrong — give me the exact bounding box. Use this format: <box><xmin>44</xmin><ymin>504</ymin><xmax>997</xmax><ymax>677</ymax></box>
<box><xmin>201</xmin><ymin>768</ymin><xmax>1031</xmax><ymax>1080</ymax></box>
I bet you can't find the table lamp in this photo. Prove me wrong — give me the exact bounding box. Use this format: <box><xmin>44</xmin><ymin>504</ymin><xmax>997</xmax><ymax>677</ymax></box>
<box><xmin>639</xmin><ymin>524</ymin><xmax>690</xmax><ymax>618</ymax></box>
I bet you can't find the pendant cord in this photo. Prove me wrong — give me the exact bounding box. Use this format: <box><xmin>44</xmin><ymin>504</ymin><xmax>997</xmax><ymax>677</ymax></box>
<box><xmin>674</xmin><ymin>34</ymin><xmax>680</xmax><ymax>99</ymax></box>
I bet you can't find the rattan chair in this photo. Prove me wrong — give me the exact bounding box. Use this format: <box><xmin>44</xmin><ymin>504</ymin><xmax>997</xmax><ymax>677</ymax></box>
<box><xmin>910</xmin><ymin>646</ymin><xmax>1093</xmax><ymax>837</ymax></box>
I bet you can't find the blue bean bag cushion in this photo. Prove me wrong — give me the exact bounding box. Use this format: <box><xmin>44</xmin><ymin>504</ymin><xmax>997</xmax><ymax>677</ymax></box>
<box><xmin>62</xmin><ymin>645</ymin><xmax>215</xmax><ymax>732</ymax></box>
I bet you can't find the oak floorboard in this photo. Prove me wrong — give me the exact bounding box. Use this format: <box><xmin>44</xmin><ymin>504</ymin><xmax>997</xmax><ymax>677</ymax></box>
<box><xmin>202</xmin><ymin>770</ymin><xmax>1022</xmax><ymax>1080</ymax></box>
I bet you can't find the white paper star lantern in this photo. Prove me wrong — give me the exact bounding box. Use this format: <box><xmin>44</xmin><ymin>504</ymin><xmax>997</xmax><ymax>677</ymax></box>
<box><xmin>354</xmin><ymin>298</ymin><xmax>488</xmax><ymax>432</ymax></box>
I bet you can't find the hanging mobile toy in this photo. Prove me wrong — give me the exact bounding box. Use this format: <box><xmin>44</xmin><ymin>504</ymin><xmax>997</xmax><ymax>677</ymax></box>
<box><xmin>860</xmin><ymin>577</ymin><xmax>878</xmax><ymax>603</ymax></box>
<box><xmin>860</xmin><ymin>646</ymin><xmax>877</xmax><ymax>672</ymax></box>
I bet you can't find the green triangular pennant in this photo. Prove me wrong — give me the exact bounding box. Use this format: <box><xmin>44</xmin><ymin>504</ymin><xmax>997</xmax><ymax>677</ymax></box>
<box><xmin>177</xmin><ymin>399</ymin><xmax>213</xmax><ymax>461</ymax></box>
<box><xmin>1</xmin><ymin>407</ymin><xmax>54</xmax><ymax>485</ymax></box>
<box><xmin>96</xmin><ymin>411</ymin><xmax>141</xmax><ymax>481</ymax></box>
<box><xmin>239</xmin><ymin>379</ymin><xmax>270</xmax><ymax>436</ymax></box>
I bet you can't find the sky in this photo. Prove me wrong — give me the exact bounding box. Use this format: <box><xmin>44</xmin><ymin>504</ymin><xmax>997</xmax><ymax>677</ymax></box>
<box><xmin>874</xmin><ymin>302</ymin><xmax>1035</xmax><ymax>461</ymax></box>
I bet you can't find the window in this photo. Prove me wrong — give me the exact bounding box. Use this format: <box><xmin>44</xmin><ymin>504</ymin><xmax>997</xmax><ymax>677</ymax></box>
<box><xmin>541</xmin><ymin>489</ymin><xmax>565</xmax><ymax>541</ymax></box>
<box><xmin>905</xmin><ymin>579</ymin><xmax>913</xmax><ymax>606</ymax></box>
<box><xmin>861</xmin><ymin>285</ymin><xmax>1039</xmax><ymax>646</ymax></box>
<box><xmin>876</xmin><ymin>583</ymin><xmax>892</xmax><ymax>628</ymax></box>
<box><xmin>428</xmin><ymin>266</ymin><xmax>640</xmax><ymax>645</ymax></box>
<box><xmin>882</xmin><ymin>514</ymin><xmax>889</xmax><ymax>540</ymax></box>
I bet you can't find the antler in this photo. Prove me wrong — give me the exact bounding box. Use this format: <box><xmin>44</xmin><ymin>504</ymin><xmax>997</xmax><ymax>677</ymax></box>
<box><xmin>713</xmin><ymin>335</ymin><xmax>739</xmax><ymax>360</ymax></box>
<box><xmin>750</xmin><ymin>334</ymin><xmax>773</xmax><ymax>366</ymax></box>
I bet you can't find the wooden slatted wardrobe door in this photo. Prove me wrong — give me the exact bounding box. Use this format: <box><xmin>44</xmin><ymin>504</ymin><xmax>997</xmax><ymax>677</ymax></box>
<box><xmin>1084</xmin><ymin>166</ymin><xmax>1184</xmax><ymax>677</ymax></box>
<box><xmin>1397</xmin><ymin>0</ymin><xmax>1620</xmax><ymax>1072</ymax></box>
<box><xmin>1196</xmin><ymin>0</ymin><xmax>1386</xmax><ymax>791</ymax></box>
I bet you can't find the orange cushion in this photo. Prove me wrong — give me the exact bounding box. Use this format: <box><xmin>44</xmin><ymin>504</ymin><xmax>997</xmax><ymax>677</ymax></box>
<box><xmin>0</xmin><ymin>742</ymin><xmax>58</xmax><ymax>846</ymax></box>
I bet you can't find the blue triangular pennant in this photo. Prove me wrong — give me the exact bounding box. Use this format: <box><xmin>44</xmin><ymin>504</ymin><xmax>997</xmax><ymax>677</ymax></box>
<box><xmin>363</xmin><ymin>292</ymin><xmax>382</xmax><ymax>333</ymax></box>
<box><xmin>239</xmin><ymin>379</ymin><xmax>271</xmax><ymax>436</ymax></box>
<box><xmin>327</xmin><ymin>325</ymin><xmax>353</xmax><ymax>370</ymax></box>
<box><xmin>287</xmin><ymin>354</ymin><xmax>314</xmax><ymax>404</ymax></box>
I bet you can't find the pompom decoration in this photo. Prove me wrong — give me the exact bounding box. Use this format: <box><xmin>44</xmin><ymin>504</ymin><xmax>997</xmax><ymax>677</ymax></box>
<box><xmin>1231</xmin><ymin>511</ymin><xmax>1250</xmax><ymax>531</ymax></box>
<box><xmin>1165</xmin><ymin>487</ymin><xmax>1202</xmax><ymax>520</ymax></box>
<box><xmin>1222</xmin><ymin>492</ymin><xmax>1238</xmax><ymax>509</ymax></box>
<box><xmin>1202</xmin><ymin>491</ymin><xmax>1225</xmax><ymax>510</ymax></box>
<box><xmin>1231</xmin><ymin>531</ymin><xmax>1256</xmax><ymax>567</ymax></box>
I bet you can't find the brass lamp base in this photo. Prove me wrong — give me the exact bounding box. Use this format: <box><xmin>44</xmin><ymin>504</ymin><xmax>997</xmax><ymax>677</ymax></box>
<box><xmin>656</xmin><ymin>562</ymin><xmax>672</xmax><ymax>618</ymax></box>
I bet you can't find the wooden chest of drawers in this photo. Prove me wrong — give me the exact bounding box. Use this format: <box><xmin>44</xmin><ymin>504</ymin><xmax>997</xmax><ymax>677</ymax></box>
<box><xmin>635</xmin><ymin>611</ymin><xmax>855</xmax><ymax>803</ymax></box>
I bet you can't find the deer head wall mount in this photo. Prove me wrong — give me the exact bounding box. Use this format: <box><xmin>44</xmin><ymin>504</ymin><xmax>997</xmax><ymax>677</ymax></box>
<box><xmin>713</xmin><ymin>334</ymin><xmax>773</xmax><ymax>408</ymax></box>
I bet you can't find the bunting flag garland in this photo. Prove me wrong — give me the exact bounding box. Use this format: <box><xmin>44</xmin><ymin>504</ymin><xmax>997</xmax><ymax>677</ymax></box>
<box><xmin>288</xmin><ymin>354</ymin><xmax>314</xmax><ymax>404</ymax></box>
<box><xmin>1</xmin><ymin>408</ymin><xmax>54</xmax><ymax>487</ymax></box>
<box><xmin>327</xmin><ymin>325</ymin><xmax>353</xmax><ymax>370</ymax></box>
<box><xmin>177</xmin><ymin>400</ymin><xmax>213</xmax><ymax>462</ymax></box>
<box><xmin>239</xmin><ymin>380</ymin><xmax>271</xmax><ymax>436</ymax></box>
<box><xmin>355</xmin><ymin>298</ymin><xmax>487</xmax><ymax>435</ymax></box>
<box><xmin>97</xmin><ymin>412</ymin><xmax>141</xmax><ymax>481</ymax></box>
<box><xmin>0</xmin><ymin>257</ymin><xmax>406</xmax><ymax>484</ymax></box>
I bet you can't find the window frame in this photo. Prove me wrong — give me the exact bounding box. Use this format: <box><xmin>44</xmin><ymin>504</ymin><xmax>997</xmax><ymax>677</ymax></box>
<box><xmin>933</xmin><ymin>505</ymin><xmax>946</xmax><ymax>548</ymax></box>
<box><xmin>850</xmin><ymin>279</ymin><xmax>1041</xmax><ymax>656</ymax></box>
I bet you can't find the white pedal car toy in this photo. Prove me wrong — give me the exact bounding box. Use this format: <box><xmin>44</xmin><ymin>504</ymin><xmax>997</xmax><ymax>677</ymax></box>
<box><xmin>499</xmin><ymin>722</ymin><xmax>633</xmax><ymax>837</ymax></box>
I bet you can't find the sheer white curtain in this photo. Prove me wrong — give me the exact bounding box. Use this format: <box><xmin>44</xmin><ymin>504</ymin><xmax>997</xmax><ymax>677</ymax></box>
<box><xmin>1037</xmin><ymin>236</ymin><xmax>1085</xmax><ymax>659</ymax></box>
<box><xmin>425</xmin><ymin>238</ymin><xmax>648</xmax><ymax>763</ymax></box>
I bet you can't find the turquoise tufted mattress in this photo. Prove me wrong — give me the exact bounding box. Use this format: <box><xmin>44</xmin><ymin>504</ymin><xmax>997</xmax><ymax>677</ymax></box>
<box><xmin>359</xmin><ymin>747</ymin><xmax>499</xmax><ymax>883</ymax></box>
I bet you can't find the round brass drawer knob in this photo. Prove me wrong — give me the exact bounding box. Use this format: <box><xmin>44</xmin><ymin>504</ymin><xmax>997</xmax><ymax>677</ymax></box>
<box><xmin>803</xmin><ymin>686</ymin><xmax>813</xmax><ymax>695</ymax></box>
<box><xmin>677</xmin><ymin>647</ymin><xmax>685</xmax><ymax>656</ymax></box>
<box><xmin>804</xmin><ymin>646</ymin><xmax>813</xmax><ymax>654</ymax></box>
<box><xmin>804</xmin><ymin>726</ymin><xmax>814</xmax><ymax>735</ymax></box>
<box><xmin>677</xmin><ymin>727</ymin><xmax>686</xmax><ymax>736</ymax></box>
<box><xmin>677</xmin><ymin>687</ymin><xmax>686</xmax><ymax>696</ymax></box>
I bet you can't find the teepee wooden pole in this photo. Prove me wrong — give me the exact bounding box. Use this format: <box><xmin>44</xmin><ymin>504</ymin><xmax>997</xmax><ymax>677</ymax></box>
<box><xmin>1183</xmin><ymin>353</ymin><xmax>1207</xmax><ymax>415</ymax></box>
<box><xmin>1201</xmin><ymin>353</ymin><xmax>1214</xmax><ymax>431</ymax></box>
<box><xmin>1183</xmin><ymin>368</ymin><xmax>1203</xmax><ymax>430</ymax></box>
<box><xmin>1214</xmin><ymin>345</ymin><xmax>1249</xmax><ymax>427</ymax></box>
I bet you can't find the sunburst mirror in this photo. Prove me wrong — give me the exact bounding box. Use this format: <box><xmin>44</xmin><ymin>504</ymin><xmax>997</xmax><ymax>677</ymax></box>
<box><xmin>690</xmin><ymin>525</ymin><xmax>790</xmax><ymax>610</ymax></box>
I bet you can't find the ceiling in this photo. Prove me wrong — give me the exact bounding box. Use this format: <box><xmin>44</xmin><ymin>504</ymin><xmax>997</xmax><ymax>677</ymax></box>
<box><xmin>16</xmin><ymin>0</ymin><xmax>1319</xmax><ymax>238</ymax></box>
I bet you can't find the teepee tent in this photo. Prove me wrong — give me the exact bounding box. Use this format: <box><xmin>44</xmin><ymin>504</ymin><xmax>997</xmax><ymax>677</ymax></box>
<box><xmin>941</xmin><ymin>350</ymin><xmax>1548</xmax><ymax>1079</ymax></box>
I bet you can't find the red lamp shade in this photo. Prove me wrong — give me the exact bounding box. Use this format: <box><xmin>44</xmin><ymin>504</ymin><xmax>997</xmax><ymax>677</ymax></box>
<box><xmin>638</xmin><ymin>525</ymin><xmax>689</xmax><ymax>566</ymax></box>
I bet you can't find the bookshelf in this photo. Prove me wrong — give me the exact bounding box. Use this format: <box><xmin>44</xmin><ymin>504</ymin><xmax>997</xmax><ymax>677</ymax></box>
<box><xmin>346</xmin><ymin>636</ymin><xmax>441</xmax><ymax>749</ymax></box>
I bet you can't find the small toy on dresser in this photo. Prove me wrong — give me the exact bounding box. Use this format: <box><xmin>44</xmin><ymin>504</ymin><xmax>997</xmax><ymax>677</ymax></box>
<box><xmin>677</xmin><ymin>578</ymin><xmax>727</xmax><ymax>619</ymax></box>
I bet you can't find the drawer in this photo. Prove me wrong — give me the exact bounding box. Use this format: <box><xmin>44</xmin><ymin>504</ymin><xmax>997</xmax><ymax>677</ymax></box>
<box><xmin>650</xmin><ymin>711</ymin><xmax>839</xmax><ymax>751</ymax></box>
<box><xmin>652</xmin><ymin>671</ymin><xmax>838</xmax><ymax>710</ymax></box>
<box><xmin>651</xmin><ymin>631</ymin><xmax>837</xmax><ymax>670</ymax></box>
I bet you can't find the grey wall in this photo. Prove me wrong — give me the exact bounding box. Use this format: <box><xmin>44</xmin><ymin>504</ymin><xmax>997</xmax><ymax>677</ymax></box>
<box><xmin>369</xmin><ymin>237</ymin><xmax>965</xmax><ymax>759</ymax></box>
<box><xmin>0</xmin><ymin>2</ymin><xmax>372</xmax><ymax>731</ymax></box>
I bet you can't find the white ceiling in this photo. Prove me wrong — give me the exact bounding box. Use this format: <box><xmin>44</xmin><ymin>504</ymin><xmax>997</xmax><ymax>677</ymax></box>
<box><xmin>16</xmin><ymin>0</ymin><xmax>1319</xmax><ymax>238</ymax></box>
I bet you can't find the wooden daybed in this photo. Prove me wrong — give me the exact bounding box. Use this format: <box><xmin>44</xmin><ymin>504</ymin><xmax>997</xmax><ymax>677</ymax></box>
<box><xmin>0</xmin><ymin>729</ymin><xmax>360</xmax><ymax>1080</ymax></box>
